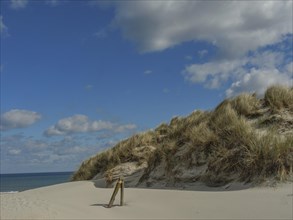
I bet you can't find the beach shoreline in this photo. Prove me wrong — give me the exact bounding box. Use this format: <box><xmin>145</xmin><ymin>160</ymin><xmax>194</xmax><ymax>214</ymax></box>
<box><xmin>1</xmin><ymin>181</ymin><xmax>292</xmax><ymax>219</ymax></box>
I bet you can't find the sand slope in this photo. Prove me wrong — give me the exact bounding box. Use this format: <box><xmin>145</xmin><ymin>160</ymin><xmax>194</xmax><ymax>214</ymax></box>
<box><xmin>1</xmin><ymin>181</ymin><xmax>292</xmax><ymax>219</ymax></box>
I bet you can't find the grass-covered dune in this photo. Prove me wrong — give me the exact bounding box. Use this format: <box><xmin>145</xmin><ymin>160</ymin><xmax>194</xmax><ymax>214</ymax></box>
<box><xmin>72</xmin><ymin>85</ymin><xmax>293</xmax><ymax>187</ymax></box>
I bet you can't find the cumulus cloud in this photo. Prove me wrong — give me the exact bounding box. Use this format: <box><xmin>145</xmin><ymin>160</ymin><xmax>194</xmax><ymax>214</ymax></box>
<box><xmin>184</xmin><ymin>49</ymin><xmax>287</xmax><ymax>88</ymax></box>
<box><xmin>184</xmin><ymin>43</ymin><xmax>293</xmax><ymax>96</ymax></box>
<box><xmin>183</xmin><ymin>59</ymin><xmax>247</xmax><ymax>89</ymax></box>
<box><xmin>10</xmin><ymin>0</ymin><xmax>28</xmax><ymax>9</ymax></box>
<box><xmin>105</xmin><ymin>1</ymin><xmax>292</xmax><ymax>56</ymax></box>
<box><xmin>232</xmin><ymin>50</ymin><xmax>293</xmax><ymax>96</ymax></box>
<box><xmin>0</xmin><ymin>109</ymin><xmax>42</xmax><ymax>131</ymax></box>
<box><xmin>226</xmin><ymin>68</ymin><xmax>292</xmax><ymax>97</ymax></box>
<box><xmin>97</xmin><ymin>1</ymin><xmax>292</xmax><ymax>96</ymax></box>
<box><xmin>44</xmin><ymin>114</ymin><xmax>136</xmax><ymax>136</ymax></box>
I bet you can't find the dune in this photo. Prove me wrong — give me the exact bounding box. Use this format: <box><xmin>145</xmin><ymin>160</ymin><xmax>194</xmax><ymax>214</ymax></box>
<box><xmin>0</xmin><ymin>181</ymin><xmax>292</xmax><ymax>219</ymax></box>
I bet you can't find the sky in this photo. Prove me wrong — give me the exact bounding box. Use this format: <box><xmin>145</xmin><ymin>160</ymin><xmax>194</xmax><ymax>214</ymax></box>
<box><xmin>0</xmin><ymin>0</ymin><xmax>292</xmax><ymax>174</ymax></box>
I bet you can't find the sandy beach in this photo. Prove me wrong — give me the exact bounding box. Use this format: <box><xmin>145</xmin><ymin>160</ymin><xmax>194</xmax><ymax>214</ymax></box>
<box><xmin>0</xmin><ymin>181</ymin><xmax>292</xmax><ymax>219</ymax></box>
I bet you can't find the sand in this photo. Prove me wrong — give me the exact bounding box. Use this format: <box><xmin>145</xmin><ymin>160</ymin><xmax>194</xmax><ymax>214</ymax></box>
<box><xmin>1</xmin><ymin>181</ymin><xmax>292</xmax><ymax>219</ymax></box>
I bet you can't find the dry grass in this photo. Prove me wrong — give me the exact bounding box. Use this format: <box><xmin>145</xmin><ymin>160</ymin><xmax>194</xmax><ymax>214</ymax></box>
<box><xmin>230</xmin><ymin>93</ymin><xmax>261</xmax><ymax>117</ymax></box>
<box><xmin>210</xmin><ymin>102</ymin><xmax>254</xmax><ymax>149</ymax></box>
<box><xmin>73</xmin><ymin>85</ymin><xmax>293</xmax><ymax>185</ymax></box>
<box><xmin>72</xmin><ymin>131</ymin><xmax>156</xmax><ymax>181</ymax></box>
<box><xmin>245</xmin><ymin>133</ymin><xmax>293</xmax><ymax>181</ymax></box>
<box><xmin>201</xmin><ymin>132</ymin><xmax>293</xmax><ymax>185</ymax></box>
<box><xmin>72</xmin><ymin>151</ymin><xmax>111</xmax><ymax>181</ymax></box>
<box><xmin>181</xmin><ymin>122</ymin><xmax>218</xmax><ymax>167</ymax></box>
<box><xmin>264</xmin><ymin>85</ymin><xmax>293</xmax><ymax>112</ymax></box>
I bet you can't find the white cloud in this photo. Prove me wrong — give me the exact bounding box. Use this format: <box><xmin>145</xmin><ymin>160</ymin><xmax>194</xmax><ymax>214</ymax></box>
<box><xmin>94</xmin><ymin>29</ymin><xmax>107</xmax><ymax>38</ymax></box>
<box><xmin>46</xmin><ymin>0</ymin><xmax>60</xmax><ymax>7</ymax></box>
<box><xmin>285</xmin><ymin>62</ymin><xmax>293</xmax><ymax>75</ymax></box>
<box><xmin>114</xmin><ymin>124</ymin><xmax>137</xmax><ymax>133</ymax></box>
<box><xmin>100</xmin><ymin>1</ymin><xmax>292</xmax><ymax>96</ymax></box>
<box><xmin>0</xmin><ymin>16</ymin><xmax>7</xmax><ymax>32</ymax></box>
<box><xmin>63</xmin><ymin>146</ymin><xmax>88</xmax><ymax>154</ymax></box>
<box><xmin>184</xmin><ymin>48</ymin><xmax>293</xmax><ymax>96</ymax></box>
<box><xmin>107</xmin><ymin>1</ymin><xmax>292</xmax><ymax>56</ymax></box>
<box><xmin>25</xmin><ymin>139</ymin><xmax>47</xmax><ymax>150</ymax></box>
<box><xmin>8</xmin><ymin>149</ymin><xmax>21</xmax><ymax>155</ymax></box>
<box><xmin>44</xmin><ymin>114</ymin><xmax>136</xmax><ymax>136</ymax></box>
<box><xmin>163</xmin><ymin>88</ymin><xmax>170</xmax><ymax>94</ymax></box>
<box><xmin>0</xmin><ymin>132</ymin><xmax>117</xmax><ymax>173</ymax></box>
<box><xmin>226</xmin><ymin>68</ymin><xmax>292</xmax><ymax>97</ymax></box>
<box><xmin>249</xmin><ymin>50</ymin><xmax>285</xmax><ymax>70</ymax></box>
<box><xmin>10</xmin><ymin>0</ymin><xmax>28</xmax><ymax>9</ymax></box>
<box><xmin>144</xmin><ymin>70</ymin><xmax>152</xmax><ymax>75</ymax></box>
<box><xmin>0</xmin><ymin>109</ymin><xmax>42</xmax><ymax>131</ymax></box>
<box><xmin>185</xmin><ymin>55</ymin><xmax>192</xmax><ymax>61</ymax></box>
<box><xmin>0</xmin><ymin>16</ymin><xmax>8</xmax><ymax>37</ymax></box>
<box><xmin>85</xmin><ymin>84</ymin><xmax>93</xmax><ymax>90</ymax></box>
<box><xmin>198</xmin><ymin>50</ymin><xmax>208</xmax><ymax>58</ymax></box>
<box><xmin>226</xmin><ymin>49</ymin><xmax>293</xmax><ymax>97</ymax></box>
<box><xmin>183</xmin><ymin>59</ymin><xmax>246</xmax><ymax>89</ymax></box>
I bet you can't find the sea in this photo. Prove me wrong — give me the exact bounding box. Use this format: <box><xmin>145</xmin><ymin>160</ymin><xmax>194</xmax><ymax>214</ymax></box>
<box><xmin>0</xmin><ymin>171</ymin><xmax>73</xmax><ymax>193</ymax></box>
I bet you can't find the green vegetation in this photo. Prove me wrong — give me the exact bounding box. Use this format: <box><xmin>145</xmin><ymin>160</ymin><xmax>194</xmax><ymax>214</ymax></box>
<box><xmin>72</xmin><ymin>85</ymin><xmax>293</xmax><ymax>186</ymax></box>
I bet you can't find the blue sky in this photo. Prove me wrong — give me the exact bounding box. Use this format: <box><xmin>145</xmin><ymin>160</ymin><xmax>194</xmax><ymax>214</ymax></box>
<box><xmin>0</xmin><ymin>0</ymin><xmax>292</xmax><ymax>174</ymax></box>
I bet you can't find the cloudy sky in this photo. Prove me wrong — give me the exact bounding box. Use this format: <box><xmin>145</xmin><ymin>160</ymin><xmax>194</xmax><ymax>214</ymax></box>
<box><xmin>1</xmin><ymin>0</ymin><xmax>292</xmax><ymax>173</ymax></box>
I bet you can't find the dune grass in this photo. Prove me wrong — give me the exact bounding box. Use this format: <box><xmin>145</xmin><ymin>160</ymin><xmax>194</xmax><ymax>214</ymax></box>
<box><xmin>72</xmin><ymin>85</ymin><xmax>293</xmax><ymax>185</ymax></box>
<box><xmin>264</xmin><ymin>85</ymin><xmax>293</xmax><ymax>112</ymax></box>
<box><xmin>230</xmin><ymin>93</ymin><xmax>261</xmax><ymax>117</ymax></box>
<box><xmin>72</xmin><ymin>131</ymin><xmax>156</xmax><ymax>181</ymax></box>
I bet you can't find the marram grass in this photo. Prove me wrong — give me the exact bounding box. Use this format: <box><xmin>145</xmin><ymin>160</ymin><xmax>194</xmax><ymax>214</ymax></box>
<box><xmin>72</xmin><ymin>85</ymin><xmax>293</xmax><ymax>185</ymax></box>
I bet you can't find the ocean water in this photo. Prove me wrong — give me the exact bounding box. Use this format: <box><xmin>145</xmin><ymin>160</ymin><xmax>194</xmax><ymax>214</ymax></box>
<box><xmin>0</xmin><ymin>172</ymin><xmax>73</xmax><ymax>193</ymax></box>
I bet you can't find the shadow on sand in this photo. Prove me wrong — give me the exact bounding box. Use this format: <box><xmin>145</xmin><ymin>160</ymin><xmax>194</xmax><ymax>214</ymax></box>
<box><xmin>91</xmin><ymin>180</ymin><xmax>253</xmax><ymax>192</ymax></box>
<box><xmin>90</xmin><ymin>204</ymin><xmax>117</xmax><ymax>208</ymax></box>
